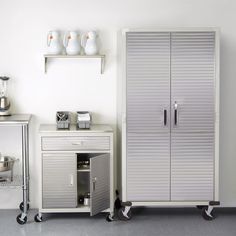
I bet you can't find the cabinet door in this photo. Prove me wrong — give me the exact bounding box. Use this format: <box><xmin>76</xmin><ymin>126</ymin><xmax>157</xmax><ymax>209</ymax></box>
<box><xmin>42</xmin><ymin>153</ymin><xmax>77</xmax><ymax>208</ymax></box>
<box><xmin>170</xmin><ymin>32</ymin><xmax>215</xmax><ymax>201</ymax></box>
<box><xmin>126</xmin><ymin>32</ymin><xmax>171</xmax><ymax>201</ymax></box>
<box><xmin>90</xmin><ymin>154</ymin><xmax>110</xmax><ymax>216</ymax></box>
<box><xmin>170</xmin><ymin>31</ymin><xmax>215</xmax><ymax>133</ymax></box>
<box><xmin>126</xmin><ymin>32</ymin><xmax>171</xmax><ymax>133</ymax></box>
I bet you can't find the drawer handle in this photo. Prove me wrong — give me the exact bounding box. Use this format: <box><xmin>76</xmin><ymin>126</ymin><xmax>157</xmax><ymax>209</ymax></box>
<box><xmin>71</xmin><ymin>141</ymin><xmax>83</xmax><ymax>146</ymax></box>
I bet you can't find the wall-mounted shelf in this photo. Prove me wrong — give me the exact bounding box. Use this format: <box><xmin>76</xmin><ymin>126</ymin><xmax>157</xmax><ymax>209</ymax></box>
<box><xmin>44</xmin><ymin>54</ymin><xmax>105</xmax><ymax>74</ymax></box>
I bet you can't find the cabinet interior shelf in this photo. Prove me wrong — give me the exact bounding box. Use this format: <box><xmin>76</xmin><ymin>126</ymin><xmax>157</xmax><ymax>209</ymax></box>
<box><xmin>77</xmin><ymin>168</ymin><xmax>90</xmax><ymax>172</ymax></box>
<box><xmin>44</xmin><ymin>54</ymin><xmax>105</xmax><ymax>74</ymax></box>
<box><xmin>76</xmin><ymin>205</ymin><xmax>90</xmax><ymax>211</ymax></box>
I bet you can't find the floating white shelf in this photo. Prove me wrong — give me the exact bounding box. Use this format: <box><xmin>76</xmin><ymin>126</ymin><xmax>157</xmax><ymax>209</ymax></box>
<box><xmin>44</xmin><ymin>54</ymin><xmax>105</xmax><ymax>74</ymax></box>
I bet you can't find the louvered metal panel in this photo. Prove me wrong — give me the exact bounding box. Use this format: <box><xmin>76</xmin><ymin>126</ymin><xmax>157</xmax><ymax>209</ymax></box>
<box><xmin>171</xmin><ymin>32</ymin><xmax>215</xmax><ymax>132</ymax></box>
<box><xmin>126</xmin><ymin>32</ymin><xmax>171</xmax><ymax>201</ymax></box>
<box><xmin>170</xmin><ymin>32</ymin><xmax>215</xmax><ymax>201</ymax></box>
<box><xmin>125</xmin><ymin>30</ymin><xmax>217</xmax><ymax>204</ymax></box>
<box><xmin>42</xmin><ymin>153</ymin><xmax>77</xmax><ymax>208</ymax></box>
<box><xmin>126</xmin><ymin>32</ymin><xmax>170</xmax><ymax>133</ymax></box>
<box><xmin>171</xmin><ymin>132</ymin><xmax>214</xmax><ymax>201</ymax></box>
<box><xmin>127</xmin><ymin>133</ymin><xmax>170</xmax><ymax>201</ymax></box>
<box><xmin>90</xmin><ymin>154</ymin><xmax>110</xmax><ymax>216</ymax></box>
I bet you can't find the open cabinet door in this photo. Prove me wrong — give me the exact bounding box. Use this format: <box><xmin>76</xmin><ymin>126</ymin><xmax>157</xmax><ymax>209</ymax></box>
<box><xmin>90</xmin><ymin>154</ymin><xmax>110</xmax><ymax>216</ymax></box>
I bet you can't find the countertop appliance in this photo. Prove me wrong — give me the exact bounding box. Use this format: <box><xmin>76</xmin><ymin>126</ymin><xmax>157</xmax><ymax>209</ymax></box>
<box><xmin>77</xmin><ymin>111</ymin><xmax>91</xmax><ymax>129</ymax></box>
<box><xmin>0</xmin><ymin>76</ymin><xmax>11</xmax><ymax>116</ymax></box>
<box><xmin>56</xmin><ymin>111</ymin><xmax>70</xmax><ymax>129</ymax></box>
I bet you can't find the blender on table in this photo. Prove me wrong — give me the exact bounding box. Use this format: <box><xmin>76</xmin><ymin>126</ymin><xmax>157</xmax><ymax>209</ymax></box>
<box><xmin>0</xmin><ymin>76</ymin><xmax>11</xmax><ymax>116</ymax></box>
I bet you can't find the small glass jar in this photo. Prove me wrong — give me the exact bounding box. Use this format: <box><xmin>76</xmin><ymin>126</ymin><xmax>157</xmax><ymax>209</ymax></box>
<box><xmin>84</xmin><ymin>192</ymin><xmax>90</xmax><ymax>206</ymax></box>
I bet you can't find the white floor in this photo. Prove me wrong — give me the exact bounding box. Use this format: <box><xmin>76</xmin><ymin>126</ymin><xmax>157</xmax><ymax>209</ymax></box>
<box><xmin>0</xmin><ymin>208</ymin><xmax>236</xmax><ymax>236</ymax></box>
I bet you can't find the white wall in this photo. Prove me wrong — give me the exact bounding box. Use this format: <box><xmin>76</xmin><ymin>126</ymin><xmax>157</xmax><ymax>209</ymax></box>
<box><xmin>0</xmin><ymin>0</ymin><xmax>235</xmax><ymax>208</ymax></box>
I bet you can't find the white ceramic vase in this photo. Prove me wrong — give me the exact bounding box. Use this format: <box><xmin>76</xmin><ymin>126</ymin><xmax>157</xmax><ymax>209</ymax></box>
<box><xmin>81</xmin><ymin>31</ymin><xmax>98</xmax><ymax>56</ymax></box>
<box><xmin>47</xmin><ymin>31</ymin><xmax>63</xmax><ymax>55</ymax></box>
<box><xmin>63</xmin><ymin>31</ymin><xmax>81</xmax><ymax>55</ymax></box>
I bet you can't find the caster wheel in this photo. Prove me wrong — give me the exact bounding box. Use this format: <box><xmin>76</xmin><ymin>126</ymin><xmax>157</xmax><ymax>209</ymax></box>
<box><xmin>16</xmin><ymin>213</ymin><xmax>27</xmax><ymax>225</ymax></box>
<box><xmin>201</xmin><ymin>207</ymin><xmax>214</xmax><ymax>221</ymax></box>
<box><xmin>106</xmin><ymin>214</ymin><xmax>114</xmax><ymax>222</ymax></box>
<box><xmin>196</xmin><ymin>205</ymin><xmax>206</xmax><ymax>210</ymax></box>
<box><xmin>19</xmin><ymin>202</ymin><xmax>29</xmax><ymax>212</ymax></box>
<box><xmin>118</xmin><ymin>207</ymin><xmax>132</xmax><ymax>221</ymax></box>
<box><xmin>34</xmin><ymin>214</ymin><xmax>43</xmax><ymax>223</ymax></box>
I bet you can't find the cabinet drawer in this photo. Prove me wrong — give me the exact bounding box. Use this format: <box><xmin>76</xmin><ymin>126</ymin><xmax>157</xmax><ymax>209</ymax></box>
<box><xmin>42</xmin><ymin>136</ymin><xmax>110</xmax><ymax>151</ymax></box>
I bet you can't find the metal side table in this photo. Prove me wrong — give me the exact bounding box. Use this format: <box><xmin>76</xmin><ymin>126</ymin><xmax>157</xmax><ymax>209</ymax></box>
<box><xmin>0</xmin><ymin>114</ymin><xmax>31</xmax><ymax>224</ymax></box>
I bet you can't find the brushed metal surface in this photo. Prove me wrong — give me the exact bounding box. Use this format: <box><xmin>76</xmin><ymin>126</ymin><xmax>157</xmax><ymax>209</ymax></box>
<box><xmin>126</xmin><ymin>32</ymin><xmax>170</xmax><ymax>133</ymax></box>
<box><xmin>171</xmin><ymin>132</ymin><xmax>214</xmax><ymax>201</ymax></box>
<box><xmin>90</xmin><ymin>154</ymin><xmax>110</xmax><ymax>216</ymax></box>
<box><xmin>125</xmin><ymin>31</ymin><xmax>216</xmax><ymax>203</ymax></box>
<box><xmin>126</xmin><ymin>32</ymin><xmax>171</xmax><ymax>201</ymax></box>
<box><xmin>42</xmin><ymin>136</ymin><xmax>110</xmax><ymax>151</ymax></box>
<box><xmin>171</xmin><ymin>32</ymin><xmax>215</xmax><ymax>133</ymax></box>
<box><xmin>42</xmin><ymin>153</ymin><xmax>77</xmax><ymax>208</ymax></box>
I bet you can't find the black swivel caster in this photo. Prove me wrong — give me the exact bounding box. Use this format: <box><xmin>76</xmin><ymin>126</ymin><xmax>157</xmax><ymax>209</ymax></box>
<box><xmin>106</xmin><ymin>213</ymin><xmax>114</xmax><ymax>222</ymax></box>
<box><xmin>118</xmin><ymin>207</ymin><xmax>132</xmax><ymax>221</ymax></box>
<box><xmin>201</xmin><ymin>206</ymin><xmax>215</xmax><ymax>221</ymax></box>
<box><xmin>16</xmin><ymin>213</ymin><xmax>27</xmax><ymax>225</ymax></box>
<box><xmin>19</xmin><ymin>202</ymin><xmax>29</xmax><ymax>212</ymax></box>
<box><xmin>34</xmin><ymin>213</ymin><xmax>43</xmax><ymax>222</ymax></box>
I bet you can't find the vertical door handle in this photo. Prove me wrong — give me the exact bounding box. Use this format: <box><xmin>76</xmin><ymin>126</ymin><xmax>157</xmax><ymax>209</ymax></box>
<box><xmin>174</xmin><ymin>101</ymin><xmax>178</xmax><ymax>126</ymax></box>
<box><xmin>69</xmin><ymin>174</ymin><xmax>74</xmax><ymax>186</ymax></box>
<box><xmin>163</xmin><ymin>109</ymin><xmax>167</xmax><ymax>126</ymax></box>
<box><xmin>92</xmin><ymin>177</ymin><xmax>97</xmax><ymax>191</ymax></box>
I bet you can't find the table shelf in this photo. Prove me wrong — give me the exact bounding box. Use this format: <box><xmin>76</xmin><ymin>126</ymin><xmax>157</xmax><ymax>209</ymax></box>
<box><xmin>0</xmin><ymin>175</ymin><xmax>22</xmax><ymax>188</ymax></box>
<box><xmin>0</xmin><ymin>114</ymin><xmax>31</xmax><ymax>224</ymax></box>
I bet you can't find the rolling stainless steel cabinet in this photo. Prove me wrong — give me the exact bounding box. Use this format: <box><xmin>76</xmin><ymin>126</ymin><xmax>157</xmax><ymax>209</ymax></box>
<box><xmin>121</xmin><ymin>28</ymin><xmax>220</xmax><ymax>220</ymax></box>
<box><xmin>35</xmin><ymin>124</ymin><xmax>114</xmax><ymax>222</ymax></box>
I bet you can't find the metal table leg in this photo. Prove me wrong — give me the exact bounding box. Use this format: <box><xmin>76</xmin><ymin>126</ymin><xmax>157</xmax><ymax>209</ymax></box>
<box><xmin>16</xmin><ymin>124</ymin><xmax>29</xmax><ymax>224</ymax></box>
<box><xmin>25</xmin><ymin>124</ymin><xmax>30</xmax><ymax>204</ymax></box>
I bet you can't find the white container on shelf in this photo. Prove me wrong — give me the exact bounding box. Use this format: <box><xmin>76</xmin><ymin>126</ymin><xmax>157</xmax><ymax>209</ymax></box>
<box><xmin>63</xmin><ymin>31</ymin><xmax>81</xmax><ymax>55</ymax></box>
<box><xmin>47</xmin><ymin>31</ymin><xmax>63</xmax><ymax>55</ymax></box>
<box><xmin>81</xmin><ymin>31</ymin><xmax>98</xmax><ymax>55</ymax></box>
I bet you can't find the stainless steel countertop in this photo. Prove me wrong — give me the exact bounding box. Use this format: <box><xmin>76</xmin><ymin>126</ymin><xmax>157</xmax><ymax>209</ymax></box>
<box><xmin>39</xmin><ymin>124</ymin><xmax>113</xmax><ymax>133</ymax></box>
<box><xmin>0</xmin><ymin>114</ymin><xmax>32</xmax><ymax>125</ymax></box>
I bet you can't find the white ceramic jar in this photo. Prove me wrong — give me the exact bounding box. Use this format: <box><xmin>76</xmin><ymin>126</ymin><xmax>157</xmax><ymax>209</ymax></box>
<box><xmin>81</xmin><ymin>31</ymin><xmax>98</xmax><ymax>56</ymax></box>
<box><xmin>47</xmin><ymin>31</ymin><xmax>63</xmax><ymax>55</ymax></box>
<box><xmin>63</xmin><ymin>31</ymin><xmax>81</xmax><ymax>55</ymax></box>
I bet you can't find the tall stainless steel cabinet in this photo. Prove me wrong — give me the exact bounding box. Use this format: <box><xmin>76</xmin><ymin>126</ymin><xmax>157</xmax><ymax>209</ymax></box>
<box><xmin>120</xmin><ymin>29</ymin><xmax>220</xmax><ymax>220</ymax></box>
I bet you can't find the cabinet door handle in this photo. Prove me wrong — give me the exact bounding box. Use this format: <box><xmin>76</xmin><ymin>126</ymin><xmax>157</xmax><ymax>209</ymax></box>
<box><xmin>92</xmin><ymin>177</ymin><xmax>97</xmax><ymax>191</ymax></box>
<box><xmin>69</xmin><ymin>174</ymin><xmax>74</xmax><ymax>186</ymax></box>
<box><xmin>174</xmin><ymin>101</ymin><xmax>178</xmax><ymax>126</ymax></box>
<box><xmin>163</xmin><ymin>109</ymin><xmax>167</xmax><ymax>126</ymax></box>
<box><xmin>71</xmin><ymin>141</ymin><xmax>83</xmax><ymax>146</ymax></box>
